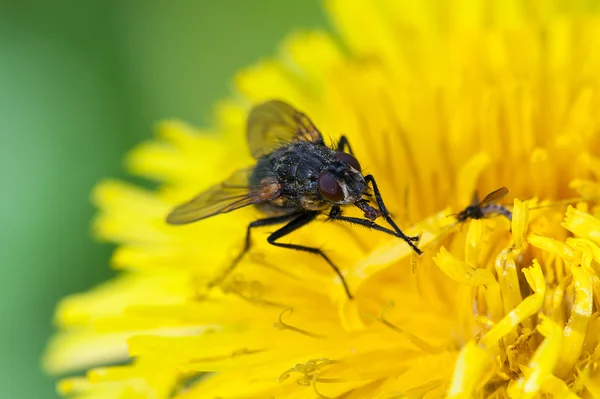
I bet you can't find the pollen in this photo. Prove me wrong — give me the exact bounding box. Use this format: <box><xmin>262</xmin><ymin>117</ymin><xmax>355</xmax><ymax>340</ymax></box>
<box><xmin>44</xmin><ymin>0</ymin><xmax>600</xmax><ymax>398</ymax></box>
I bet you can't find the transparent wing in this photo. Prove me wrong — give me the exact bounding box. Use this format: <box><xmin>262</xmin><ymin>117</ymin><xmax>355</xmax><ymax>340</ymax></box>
<box><xmin>247</xmin><ymin>100</ymin><xmax>324</xmax><ymax>158</ymax></box>
<box><xmin>166</xmin><ymin>168</ymin><xmax>278</xmax><ymax>225</ymax></box>
<box><xmin>478</xmin><ymin>187</ymin><xmax>509</xmax><ymax>207</ymax></box>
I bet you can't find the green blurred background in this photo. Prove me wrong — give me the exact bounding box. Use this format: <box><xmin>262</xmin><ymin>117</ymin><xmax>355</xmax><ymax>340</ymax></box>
<box><xmin>0</xmin><ymin>1</ymin><xmax>327</xmax><ymax>397</ymax></box>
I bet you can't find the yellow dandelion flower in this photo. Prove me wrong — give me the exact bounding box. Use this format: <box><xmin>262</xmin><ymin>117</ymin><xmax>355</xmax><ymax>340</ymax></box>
<box><xmin>44</xmin><ymin>1</ymin><xmax>600</xmax><ymax>398</ymax></box>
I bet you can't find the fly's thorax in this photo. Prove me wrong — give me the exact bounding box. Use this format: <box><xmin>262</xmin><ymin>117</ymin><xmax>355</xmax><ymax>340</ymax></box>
<box><xmin>263</xmin><ymin>142</ymin><xmax>331</xmax><ymax>211</ymax></box>
<box><xmin>457</xmin><ymin>205</ymin><xmax>484</xmax><ymax>222</ymax></box>
<box><xmin>255</xmin><ymin>142</ymin><xmax>366</xmax><ymax>211</ymax></box>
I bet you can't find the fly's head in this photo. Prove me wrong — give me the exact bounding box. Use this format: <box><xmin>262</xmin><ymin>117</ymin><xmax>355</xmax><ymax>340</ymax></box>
<box><xmin>317</xmin><ymin>152</ymin><xmax>366</xmax><ymax>205</ymax></box>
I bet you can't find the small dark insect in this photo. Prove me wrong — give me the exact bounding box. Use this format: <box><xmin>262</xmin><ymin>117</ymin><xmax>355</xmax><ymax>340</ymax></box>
<box><xmin>456</xmin><ymin>187</ymin><xmax>513</xmax><ymax>223</ymax></box>
<box><xmin>166</xmin><ymin>100</ymin><xmax>422</xmax><ymax>299</ymax></box>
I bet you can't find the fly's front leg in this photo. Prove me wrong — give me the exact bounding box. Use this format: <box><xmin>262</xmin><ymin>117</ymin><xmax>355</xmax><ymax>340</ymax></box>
<box><xmin>266</xmin><ymin>211</ymin><xmax>353</xmax><ymax>299</ymax></box>
<box><xmin>336</xmin><ymin>135</ymin><xmax>354</xmax><ymax>155</ymax></box>
<box><xmin>208</xmin><ymin>213</ymin><xmax>298</xmax><ymax>288</ymax></box>
<box><xmin>364</xmin><ymin>175</ymin><xmax>422</xmax><ymax>255</ymax></box>
<box><xmin>329</xmin><ymin>206</ymin><xmax>401</xmax><ymax>237</ymax></box>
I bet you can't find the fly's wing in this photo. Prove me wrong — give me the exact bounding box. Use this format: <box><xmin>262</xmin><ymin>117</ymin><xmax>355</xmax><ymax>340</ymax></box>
<box><xmin>478</xmin><ymin>187</ymin><xmax>509</xmax><ymax>207</ymax></box>
<box><xmin>470</xmin><ymin>191</ymin><xmax>479</xmax><ymax>206</ymax></box>
<box><xmin>246</xmin><ymin>100</ymin><xmax>325</xmax><ymax>158</ymax></box>
<box><xmin>166</xmin><ymin>168</ymin><xmax>279</xmax><ymax>224</ymax></box>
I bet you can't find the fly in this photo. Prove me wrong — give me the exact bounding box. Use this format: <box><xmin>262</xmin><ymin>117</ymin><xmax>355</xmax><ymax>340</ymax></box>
<box><xmin>166</xmin><ymin>100</ymin><xmax>422</xmax><ymax>299</ymax></box>
<box><xmin>456</xmin><ymin>187</ymin><xmax>513</xmax><ymax>223</ymax></box>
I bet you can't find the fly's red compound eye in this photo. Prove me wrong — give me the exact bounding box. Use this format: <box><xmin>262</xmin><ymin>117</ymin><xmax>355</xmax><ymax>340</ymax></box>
<box><xmin>318</xmin><ymin>172</ymin><xmax>344</xmax><ymax>202</ymax></box>
<box><xmin>335</xmin><ymin>152</ymin><xmax>361</xmax><ymax>172</ymax></box>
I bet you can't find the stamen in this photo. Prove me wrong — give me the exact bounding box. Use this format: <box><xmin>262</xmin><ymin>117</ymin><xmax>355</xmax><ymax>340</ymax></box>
<box><xmin>480</xmin><ymin>262</ymin><xmax>545</xmax><ymax>348</ymax></box>
<box><xmin>496</xmin><ymin>338</ymin><xmax>516</xmax><ymax>380</ymax></box>
<box><xmin>185</xmin><ymin>348</ymin><xmax>265</xmax><ymax>366</ymax></box>
<box><xmin>505</xmin><ymin>328</ymin><xmax>534</xmax><ymax>376</ymax></box>
<box><xmin>311</xmin><ymin>374</ymin><xmax>333</xmax><ymax>399</ymax></box>
<box><xmin>246</xmin><ymin>252</ymin><xmax>301</xmax><ymax>280</ymax></box>
<box><xmin>278</xmin><ymin>358</ymin><xmax>338</xmax><ymax>388</ymax></box>
<box><xmin>273</xmin><ymin>308</ymin><xmax>324</xmax><ymax>338</ymax></box>
<box><xmin>374</xmin><ymin>302</ymin><xmax>442</xmax><ymax>354</ymax></box>
<box><xmin>506</xmin><ymin>316</ymin><xmax>563</xmax><ymax>398</ymax></box>
<box><xmin>223</xmin><ymin>276</ymin><xmax>287</xmax><ymax>308</ymax></box>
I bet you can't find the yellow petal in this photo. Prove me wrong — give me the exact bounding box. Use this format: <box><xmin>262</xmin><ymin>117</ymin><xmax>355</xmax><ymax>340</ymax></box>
<box><xmin>563</xmin><ymin>206</ymin><xmax>600</xmax><ymax>245</ymax></box>
<box><xmin>494</xmin><ymin>252</ymin><xmax>523</xmax><ymax>316</ymax></box>
<box><xmin>527</xmin><ymin>235</ymin><xmax>579</xmax><ymax>264</ymax></box>
<box><xmin>456</xmin><ymin>152</ymin><xmax>492</xmax><ymax>208</ymax></box>
<box><xmin>512</xmin><ymin>198</ymin><xmax>530</xmax><ymax>251</ymax></box>
<box><xmin>555</xmin><ymin>266</ymin><xmax>593</xmax><ymax>378</ymax></box>
<box><xmin>447</xmin><ymin>341</ymin><xmax>492</xmax><ymax>399</ymax></box>
<box><xmin>433</xmin><ymin>247</ymin><xmax>496</xmax><ymax>286</ymax></box>
<box><xmin>44</xmin><ymin>331</ymin><xmax>129</xmax><ymax>375</ymax></box>
<box><xmin>464</xmin><ymin>219</ymin><xmax>485</xmax><ymax>267</ymax></box>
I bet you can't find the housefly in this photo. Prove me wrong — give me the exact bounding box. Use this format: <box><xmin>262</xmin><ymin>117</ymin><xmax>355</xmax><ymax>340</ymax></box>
<box><xmin>456</xmin><ymin>187</ymin><xmax>513</xmax><ymax>223</ymax></box>
<box><xmin>166</xmin><ymin>100</ymin><xmax>422</xmax><ymax>299</ymax></box>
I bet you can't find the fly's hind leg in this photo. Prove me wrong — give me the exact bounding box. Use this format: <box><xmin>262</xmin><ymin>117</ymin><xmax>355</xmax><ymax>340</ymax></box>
<box><xmin>265</xmin><ymin>211</ymin><xmax>354</xmax><ymax>300</ymax></box>
<box><xmin>208</xmin><ymin>213</ymin><xmax>298</xmax><ymax>289</ymax></box>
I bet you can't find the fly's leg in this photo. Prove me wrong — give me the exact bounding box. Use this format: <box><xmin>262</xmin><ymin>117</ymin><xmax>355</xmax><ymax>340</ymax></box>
<box><xmin>364</xmin><ymin>174</ymin><xmax>423</xmax><ymax>255</ymax></box>
<box><xmin>336</xmin><ymin>135</ymin><xmax>354</xmax><ymax>155</ymax></box>
<box><xmin>329</xmin><ymin>206</ymin><xmax>422</xmax><ymax>255</ymax></box>
<box><xmin>266</xmin><ymin>211</ymin><xmax>354</xmax><ymax>300</ymax></box>
<box><xmin>336</xmin><ymin>137</ymin><xmax>421</xmax><ymax>256</ymax></box>
<box><xmin>208</xmin><ymin>213</ymin><xmax>298</xmax><ymax>289</ymax></box>
<box><xmin>329</xmin><ymin>206</ymin><xmax>403</xmax><ymax>237</ymax></box>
